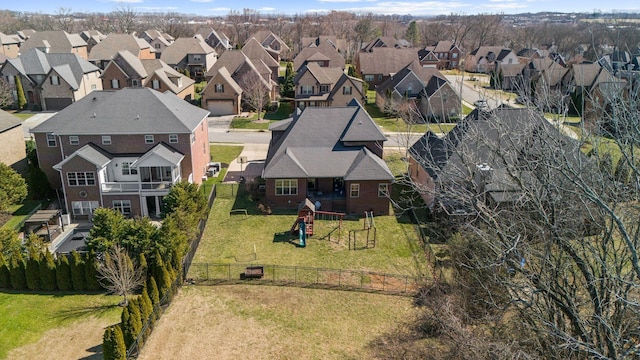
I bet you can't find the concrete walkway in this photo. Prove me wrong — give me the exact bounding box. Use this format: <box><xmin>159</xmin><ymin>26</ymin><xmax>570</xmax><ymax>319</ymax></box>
<box><xmin>21</xmin><ymin>112</ymin><xmax>57</xmax><ymax>139</ymax></box>
<box><xmin>224</xmin><ymin>143</ymin><xmax>269</xmax><ymax>183</ymax></box>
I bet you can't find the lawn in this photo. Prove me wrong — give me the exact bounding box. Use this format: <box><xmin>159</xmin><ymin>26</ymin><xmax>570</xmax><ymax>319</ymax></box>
<box><xmin>11</xmin><ymin>113</ymin><xmax>34</xmax><ymax>121</ymax></box>
<box><xmin>544</xmin><ymin>112</ymin><xmax>582</xmax><ymax>124</ymax></box>
<box><xmin>137</xmin><ymin>285</ymin><xmax>417</xmax><ymax>360</ymax></box>
<box><xmin>203</xmin><ymin>144</ymin><xmax>244</xmax><ymax>195</ymax></box>
<box><xmin>0</xmin><ymin>200</ymin><xmax>45</xmax><ymax>230</ymax></box>
<box><xmin>191</xmin><ymin>183</ymin><xmax>428</xmax><ymax>277</ymax></box>
<box><xmin>230</xmin><ymin>102</ymin><xmax>293</xmax><ymax>130</ymax></box>
<box><xmin>0</xmin><ymin>292</ymin><xmax>121</xmax><ymax>359</ymax></box>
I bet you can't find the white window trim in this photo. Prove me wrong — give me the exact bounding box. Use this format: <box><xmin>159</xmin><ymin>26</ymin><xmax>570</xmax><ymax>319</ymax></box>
<box><xmin>47</xmin><ymin>133</ymin><xmax>56</xmax><ymax>147</ymax></box>
<box><xmin>113</xmin><ymin>200</ymin><xmax>132</xmax><ymax>216</ymax></box>
<box><xmin>67</xmin><ymin>172</ymin><xmax>96</xmax><ymax>186</ymax></box>
<box><xmin>102</xmin><ymin>135</ymin><xmax>111</xmax><ymax>145</ymax></box>
<box><xmin>350</xmin><ymin>183</ymin><xmax>360</xmax><ymax>198</ymax></box>
<box><xmin>169</xmin><ymin>134</ymin><xmax>178</xmax><ymax>143</ymax></box>
<box><xmin>378</xmin><ymin>183</ymin><xmax>389</xmax><ymax>197</ymax></box>
<box><xmin>69</xmin><ymin>136</ymin><xmax>79</xmax><ymax>145</ymax></box>
<box><xmin>145</xmin><ymin>135</ymin><xmax>154</xmax><ymax>144</ymax></box>
<box><xmin>275</xmin><ymin>179</ymin><xmax>298</xmax><ymax>196</ymax></box>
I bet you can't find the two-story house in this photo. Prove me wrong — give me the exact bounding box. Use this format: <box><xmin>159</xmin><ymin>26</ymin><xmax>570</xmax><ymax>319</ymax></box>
<box><xmin>139</xmin><ymin>29</ymin><xmax>175</xmax><ymax>58</ymax></box>
<box><xmin>202</xmin><ymin>49</ymin><xmax>278</xmax><ymax>115</ymax></box>
<box><xmin>293</xmin><ymin>39</ymin><xmax>346</xmax><ymax>72</ymax></box>
<box><xmin>250</xmin><ymin>30</ymin><xmax>290</xmax><ymax>61</ymax></box>
<box><xmin>101</xmin><ymin>50</ymin><xmax>195</xmax><ymax>100</ymax></box>
<box><xmin>356</xmin><ymin>47</ymin><xmax>418</xmax><ymax>88</ymax></box>
<box><xmin>376</xmin><ymin>60</ymin><xmax>460</xmax><ymax>121</ymax></box>
<box><xmin>263</xmin><ymin>99</ymin><xmax>394</xmax><ymax>215</ymax></box>
<box><xmin>19</xmin><ymin>30</ymin><xmax>88</xmax><ymax>60</ymax></box>
<box><xmin>1</xmin><ymin>48</ymin><xmax>102</xmax><ymax>110</ymax></box>
<box><xmin>464</xmin><ymin>46</ymin><xmax>519</xmax><ymax>74</ymax></box>
<box><xmin>30</xmin><ymin>88</ymin><xmax>210</xmax><ymax>219</ymax></box>
<box><xmin>419</xmin><ymin>41</ymin><xmax>462</xmax><ymax>70</ymax></box>
<box><xmin>89</xmin><ymin>34</ymin><xmax>155</xmax><ymax>70</ymax></box>
<box><xmin>160</xmin><ymin>37</ymin><xmax>217</xmax><ymax>81</ymax></box>
<box><xmin>294</xmin><ymin>63</ymin><xmax>364</xmax><ymax>109</ymax></box>
<box><xmin>79</xmin><ymin>30</ymin><xmax>107</xmax><ymax>53</ymax></box>
<box><xmin>242</xmin><ymin>38</ymin><xmax>281</xmax><ymax>83</ymax></box>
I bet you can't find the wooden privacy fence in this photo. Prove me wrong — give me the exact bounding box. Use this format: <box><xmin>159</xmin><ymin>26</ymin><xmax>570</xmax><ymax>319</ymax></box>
<box><xmin>187</xmin><ymin>263</ymin><xmax>422</xmax><ymax>296</ymax></box>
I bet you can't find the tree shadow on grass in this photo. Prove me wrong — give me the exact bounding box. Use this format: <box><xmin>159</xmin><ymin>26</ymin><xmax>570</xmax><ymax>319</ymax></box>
<box><xmin>273</xmin><ymin>231</ymin><xmax>303</xmax><ymax>247</ymax></box>
<box><xmin>54</xmin><ymin>303</ymin><xmax>120</xmax><ymax>322</ymax></box>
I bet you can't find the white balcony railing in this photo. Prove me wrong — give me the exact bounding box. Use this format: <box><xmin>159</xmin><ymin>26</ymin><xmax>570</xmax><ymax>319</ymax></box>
<box><xmin>101</xmin><ymin>181</ymin><xmax>174</xmax><ymax>193</ymax></box>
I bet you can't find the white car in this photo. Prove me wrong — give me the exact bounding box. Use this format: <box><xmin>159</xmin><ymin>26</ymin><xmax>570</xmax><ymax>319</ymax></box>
<box><xmin>474</xmin><ymin>99</ymin><xmax>488</xmax><ymax>109</ymax></box>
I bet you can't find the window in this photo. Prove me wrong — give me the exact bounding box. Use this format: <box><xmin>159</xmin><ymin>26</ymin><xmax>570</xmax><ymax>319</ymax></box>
<box><xmin>121</xmin><ymin>162</ymin><xmax>138</xmax><ymax>176</ymax></box>
<box><xmin>69</xmin><ymin>136</ymin><xmax>79</xmax><ymax>145</ymax></box>
<box><xmin>67</xmin><ymin>172</ymin><xmax>95</xmax><ymax>186</ymax></box>
<box><xmin>131</xmin><ymin>79</ymin><xmax>140</xmax><ymax>87</ymax></box>
<box><xmin>72</xmin><ymin>201</ymin><xmax>98</xmax><ymax>215</ymax></box>
<box><xmin>343</xmin><ymin>86</ymin><xmax>352</xmax><ymax>95</ymax></box>
<box><xmin>155</xmin><ymin>43</ymin><xmax>161</xmax><ymax>49</ymax></box>
<box><xmin>364</xmin><ymin>75</ymin><xmax>374</xmax><ymax>82</ymax></box>
<box><xmin>145</xmin><ymin>135</ymin><xmax>154</xmax><ymax>144</ymax></box>
<box><xmin>452</xmin><ymin>52</ymin><xmax>458</xmax><ymax>59</ymax></box>
<box><xmin>275</xmin><ymin>179</ymin><xmax>298</xmax><ymax>195</ymax></box>
<box><xmin>215</xmin><ymin>83</ymin><xmax>224</xmax><ymax>93</ymax></box>
<box><xmin>301</xmin><ymin>85</ymin><xmax>313</xmax><ymax>95</ymax></box>
<box><xmin>193</xmin><ymin>55</ymin><xmax>201</xmax><ymax>61</ymax></box>
<box><xmin>47</xmin><ymin>133</ymin><xmax>56</xmax><ymax>147</ymax></box>
<box><xmin>378</xmin><ymin>74</ymin><xmax>383</xmax><ymax>81</ymax></box>
<box><xmin>152</xmin><ymin>79</ymin><xmax>160</xmax><ymax>89</ymax></box>
<box><xmin>50</xmin><ymin>75</ymin><xmax>59</xmax><ymax>85</ymax></box>
<box><xmin>91</xmin><ymin>84</ymin><xmax>97</xmax><ymax>90</ymax></box>
<box><xmin>169</xmin><ymin>134</ymin><xmax>178</xmax><ymax>143</ymax></box>
<box><xmin>378</xmin><ymin>183</ymin><xmax>389</xmax><ymax>197</ymax></box>
<box><xmin>407</xmin><ymin>85</ymin><xmax>413</xmax><ymax>95</ymax></box>
<box><xmin>350</xmin><ymin>183</ymin><xmax>360</xmax><ymax>198</ymax></box>
<box><xmin>191</xmin><ymin>134</ymin><xmax>195</xmax><ymax>144</ymax></box>
<box><xmin>113</xmin><ymin>200</ymin><xmax>132</xmax><ymax>216</ymax></box>
<box><xmin>111</xmin><ymin>79</ymin><xmax>120</xmax><ymax>89</ymax></box>
<box><xmin>102</xmin><ymin>135</ymin><xmax>111</xmax><ymax>145</ymax></box>
<box><xmin>320</xmin><ymin>85</ymin><xmax>329</xmax><ymax>93</ymax></box>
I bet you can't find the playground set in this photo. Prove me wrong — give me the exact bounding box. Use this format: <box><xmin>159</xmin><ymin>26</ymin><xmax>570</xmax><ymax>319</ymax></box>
<box><xmin>290</xmin><ymin>199</ymin><xmax>377</xmax><ymax>249</ymax></box>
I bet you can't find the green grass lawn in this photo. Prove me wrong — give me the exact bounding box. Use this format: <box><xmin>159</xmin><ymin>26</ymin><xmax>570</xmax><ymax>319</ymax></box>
<box><xmin>1</xmin><ymin>200</ymin><xmax>45</xmax><ymax>230</ymax></box>
<box><xmin>0</xmin><ymin>292</ymin><xmax>120</xmax><ymax>358</ymax></box>
<box><xmin>544</xmin><ymin>112</ymin><xmax>582</xmax><ymax>124</ymax></box>
<box><xmin>203</xmin><ymin>144</ymin><xmax>244</xmax><ymax>194</ymax></box>
<box><xmin>230</xmin><ymin>102</ymin><xmax>293</xmax><ymax>130</ymax></box>
<box><xmin>12</xmin><ymin>113</ymin><xmax>34</xmax><ymax>121</ymax></box>
<box><xmin>191</xmin><ymin>184</ymin><xmax>428</xmax><ymax>277</ymax></box>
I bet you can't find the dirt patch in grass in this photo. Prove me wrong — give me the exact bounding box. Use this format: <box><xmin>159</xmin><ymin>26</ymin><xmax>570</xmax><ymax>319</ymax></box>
<box><xmin>138</xmin><ymin>285</ymin><xmax>416</xmax><ymax>360</ymax></box>
<box><xmin>6</xmin><ymin>318</ymin><xmax>114</xmax><ymax>360</ymax></box>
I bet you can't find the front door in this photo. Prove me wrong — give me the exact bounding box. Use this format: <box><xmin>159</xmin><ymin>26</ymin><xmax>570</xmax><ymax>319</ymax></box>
<box><xmin>145</xmin><ymin>196</ymin><xmax>164</xmax><ymax>218</ymax></box>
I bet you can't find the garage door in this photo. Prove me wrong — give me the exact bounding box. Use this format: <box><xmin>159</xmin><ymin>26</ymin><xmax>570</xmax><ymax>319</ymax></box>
<box><xmin>44</xmin><ymin>98</ymin><xmax>73</xmax><ymax>110</ymax></box>
<box><xmin>207</xmin><ymin>100</ymin><xmax>235</xmax><ymax>116</ymax></box>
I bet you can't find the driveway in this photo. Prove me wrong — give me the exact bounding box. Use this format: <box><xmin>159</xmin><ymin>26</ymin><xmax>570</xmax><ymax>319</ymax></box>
<box><xmin>21</xmin><ymin>112</ymin><xmax>57</xmax><ymax>139</ymax></box>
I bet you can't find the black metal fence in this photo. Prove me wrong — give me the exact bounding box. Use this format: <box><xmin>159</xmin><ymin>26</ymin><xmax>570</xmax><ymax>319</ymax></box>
<box><xmin>187</xmin><ymin>262</ymin><xmax>421</xmax><ymax>296</ymax></box>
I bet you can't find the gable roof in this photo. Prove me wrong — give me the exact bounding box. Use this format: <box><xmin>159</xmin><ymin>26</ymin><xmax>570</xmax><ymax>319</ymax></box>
<box><xmin>53</xmin><ymin>143</ymin><xmax>112</xmax><ymax>170</ymax></box>
<box><xmin>89</xmin><ymin>34</ymin><xmax>152</xmax><ymax>62</ymax></box>
<box><xmin>294</xmin><ymin>63</ymin><xmax>344</xmax><ymax>85</ymax></box>
<box><xmin>376</xmin><ymin>60</ymin><xmax>448</xmax><ymax>96</ymax></box>
<box><xmin>250</xmin><ymin>30</ymin><xmax>290</xmax><ymax>52</ymax></box>
<box><xmin>160</xmin><ymin>37</ymin><xmax>216</xmax><ymax>65</ymax></box>
<box><xmin>358</xmin><ymin>48</ymin><xmax>418</xmax><ymax>76</ymax></box>
<box><xmin>131</xmin><ymin>142</ymin><xmax>184</xmax><ymax>167</ymax></box>
<box><xmin>263</xmin><ymin>102</ymin><xmax>391</xmax><ymax>180</ymax></box>
<box><xmin>242</xmin><ymin>38</ymin><xmax>279</xmax><ymax>68</ymax></box>
<box><xmin>141</xmin><ymin>59</ymin><xmax>195</xmax><ymax>93</ymax></box>
<box><xmin>0</xmin><ymin>32</ymin><xmax>20</xmax><ymax>46</ymax></box>
<box><xmin>19</xmin><ymin>31</ymin><xmax>86</xmax><ymax>54</ymax></box>
<box><xmin>31</xmin><ymin>88</ymin><xmax>209</xmax><ymax>135</ymax></box>
<box><xmin>363</xmin><ymin>36</ymin><xmax>410</xmax><ymax>52</ymax></box>
<box><xmin>293</xmin><ymin>40</ymin><xmax>346</xmax><ymax>71</ymax></box>
<box><xmin>207</xmin><ymin>66</ymin><xmax>243</xmax><ymax>95</ymax></box>
<box><xmin>5</xmin><ymin>48</ymin><xmax>100</xmax><ymax>86</ymax></box>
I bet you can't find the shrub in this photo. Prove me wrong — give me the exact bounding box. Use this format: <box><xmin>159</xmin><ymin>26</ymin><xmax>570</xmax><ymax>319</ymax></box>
<box><xmin>9</xmin><ymin>252</ymin><xmax>27</xmax><ymax>290</ymax></box>
<box><xmin>126</xmin><ymin>299</ymin><xmax>143</xmax><ymax>348</ymax></box>
<box><xmin>0</xmin><ymin>253</ymin><xmax>10</xmax><ymax>288</ymax></box>
<box><xmin>121</xmin><ymin>308</ymin><xmax>133</xmax><ymax>348</ymax></box>
<box><xmin>39</xmin><ymin>251</ymin><xmax>57</xmax><ymax>291</ymax></box>
<box><xmin>148</xmin><ymin>276</ymin><xmax>160</xmax><ymax>307</ymax></box>
<box><xmin>25</xmin><ymin>257</ymin><xmax>40</xmax><ymax>290</ymax></box>
<box><xmin>56</xmin><ymin>255</ymin><xmax>72</xmax><ymax>291</ymax></box>
<box><xmin>70</xmin><ymin>251</ymin><xmax>86</xmax><ymax>291</ymax></box>
<box><xmin>103</xmin><ymin>325</ymin><xmax>126</xmax><ymax>360</ymax></box>
<box><xmin>84</xmin><ymin>251</ymin><xmax>101</xmax><ymax>291</ymax></box>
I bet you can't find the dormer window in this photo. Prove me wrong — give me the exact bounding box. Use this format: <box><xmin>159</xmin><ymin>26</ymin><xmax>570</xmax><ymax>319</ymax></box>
<box><xmin>215</xmin><ymin>83</ymin><xmax>224</xmax><ymax>93</ymax></box>
<box><xmin>131</xmin><ymin>79</ymin><xmax>140</xmax><ymax>87</ymax></box>
<box><xmin>111</xmin><ymin>79</ymin><xmax>120</xmax><ymax>89</ymax></box>
<box><xmin>152</xmin><ymin>79</ymin><xmax>160</xmax><ymax>89</ymax></box>
<box><xmin>50</xmin><ymin>75</ymin><xmax>60</xmax><ymax>85</ymax></box>
<box><xmin>343</xmin><ymin>86</ymin><xmax>352</xmax><ymax>95</ymax></box>
<box><xmin>193</xmin><ymin>55</ymin><xmax>201</xmax><ymax>61</ymax></box>
<box><xmin>320</xmin><ymin>85</ymin><xmax>329</xmax><ymax>93</ymax></box>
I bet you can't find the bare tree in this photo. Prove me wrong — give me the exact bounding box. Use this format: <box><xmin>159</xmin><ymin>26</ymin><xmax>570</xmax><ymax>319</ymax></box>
<box><xmin>97</xmin><ymin>245</ymin><xmax>145</xmax><ymax>306</ymax></box>
<box><xmin>404</xmin><ymin>89</ymin><xmax>640</xmax><ymax>359</ymax></box>
<box><xmin>110</xmin><ymin>6</ymin><xmax>137</xmax><ymax>34</ymax></box>
<box><xmin>54</xmin><ymin>7</ymin><xmax>75</xmax><ymax>33</ymax></box>
<box><xmin>238</xmin><ymin>71</ymin><xmax>271</xmax><ymax>120</ymax></box>
<box><xmin>0</xmin><ymin>78</ymin><xmax>13</xmax><ymax>109</ymax></box>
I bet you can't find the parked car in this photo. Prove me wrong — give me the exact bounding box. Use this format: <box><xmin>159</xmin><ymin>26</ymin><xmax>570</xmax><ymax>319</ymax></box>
<box><xmin>474</xmin><ymin>99</ymin><xmax>488</xmax><ymax>109</ymax></box>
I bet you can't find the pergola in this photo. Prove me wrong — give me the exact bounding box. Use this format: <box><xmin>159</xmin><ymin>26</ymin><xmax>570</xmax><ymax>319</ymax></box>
<box><xmin>24</xmin><ymin>209</ymin><xmax>64</xmax><ymax>242</ymax></box>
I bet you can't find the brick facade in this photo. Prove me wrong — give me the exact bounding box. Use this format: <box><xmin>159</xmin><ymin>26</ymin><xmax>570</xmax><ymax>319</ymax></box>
<box><xmin>0</xmin><ymin>124</ymin><xmax>26</xmax><ymax>169</ymax></box>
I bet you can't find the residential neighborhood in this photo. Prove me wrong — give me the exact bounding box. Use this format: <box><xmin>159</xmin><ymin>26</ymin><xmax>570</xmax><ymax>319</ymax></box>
<box><xmin>0</xmin><ymin>7</ymin><xmax>640</xmax><ymax>360</ymax></box>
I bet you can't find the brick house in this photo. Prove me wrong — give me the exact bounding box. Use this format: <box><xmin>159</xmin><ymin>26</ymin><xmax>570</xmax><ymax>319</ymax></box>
<box><xmin>19</xmin><ymin>30</ymin><xmax>88</xmax><ymax>60</ymax></box>
<box><xmin>294</xmin><ymin>63</ymin><xmax>365</xmax><ymax>109</ymax></box>
<box><xmin>293</xmin><ymin>39</ymin><xmax>346</xmax><ymax>71</ymax></box>
<box><xmin>160</xmin><ymin>37</ymin><xmax>217</xmax><ymax>81</ymax></box>
<box><xmin>101</xmin><ymin>50</ymin><xmax>195</xmax><ymax>101</ymax></box>
<box><xmin>263</xmin><ymin>100</ymin><xmax>393</xmax><ymax>215</ymax></box>
<box><xmin>30</xmin><ymin>88</ymin><xmax>210</xmax><ymax>219</ymax></box>
<box><xmin>356</xmin><ymin>47</ymin><xmax>418</xmax><ymax>88</ymax></box>
<box><xmin>1</xmin><ymin>48</ymin><xmax>102</xmax><ymax>110</ymax></box>
<box><xmin>376</xmin><ymin>60</ymin><xmax>460</xmax><ymax>121</ymax></box>
<box><xmin>88</xmin><ymin>33</ymin><xmax>155</xmax><ymax>70</ymax></box>
<box><xmin>464</xmin><ymin>46</ymin><xmax>519</xmax><ymax>74</ymax></box>
<box><xmin>139</xmin><ymin>29</ymin><xmax>175</xmax><ymax>58</ymax></box>
<box><xmin>419</xmin><ymin>41</ymin><xmax>462</xmax><ymax>70</ymax></box>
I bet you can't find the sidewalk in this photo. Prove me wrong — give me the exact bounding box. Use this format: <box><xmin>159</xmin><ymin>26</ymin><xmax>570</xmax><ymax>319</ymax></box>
<box><xmin>224</xmin><ymin>143</ymin><xmax>269</xmax><ymax>183</ymax></box>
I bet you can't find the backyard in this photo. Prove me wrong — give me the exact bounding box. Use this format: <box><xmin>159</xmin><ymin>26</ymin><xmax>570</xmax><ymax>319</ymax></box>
<box><xmin>0</xmin><ymin>292</ymin><xmax>120</xmax><ymax>359</ymax></box>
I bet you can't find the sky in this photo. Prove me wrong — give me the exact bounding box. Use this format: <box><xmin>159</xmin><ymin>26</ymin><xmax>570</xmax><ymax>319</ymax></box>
<box><xmin>3</xmin><ymin>0</ymin><xmax>640</xmax><ymax>17</ymax></box>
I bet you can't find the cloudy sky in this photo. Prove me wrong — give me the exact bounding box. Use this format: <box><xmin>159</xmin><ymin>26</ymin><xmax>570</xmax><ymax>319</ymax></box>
<box><xmin>4</xmin><ymin>0</ymin><xmax>639</xmax><ymax>16</ymax></box>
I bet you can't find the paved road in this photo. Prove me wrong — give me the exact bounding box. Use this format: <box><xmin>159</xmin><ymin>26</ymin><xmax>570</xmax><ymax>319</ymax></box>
<box><xmin>445</xmin><ymin>74</ymin><xmax>507</xmax><ymax>110</ymax></box>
